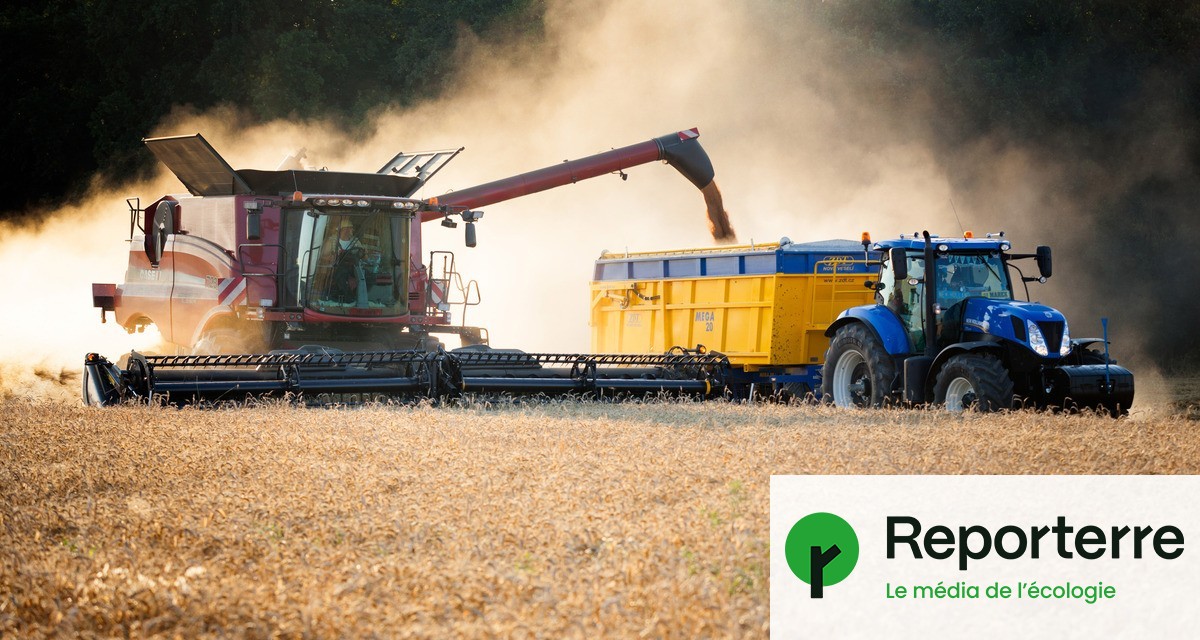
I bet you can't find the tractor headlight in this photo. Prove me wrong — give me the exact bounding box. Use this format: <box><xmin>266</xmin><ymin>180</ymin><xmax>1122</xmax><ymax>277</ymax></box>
<box><xmin>1059</xmin><ymin>321</ymin><xmax>1071</xmax><ymax>357</ymax></box>
<box><xmin>1027</xmin><ymin>319</ymin><xmax>1049</xmax><ymax>356</ymax></box>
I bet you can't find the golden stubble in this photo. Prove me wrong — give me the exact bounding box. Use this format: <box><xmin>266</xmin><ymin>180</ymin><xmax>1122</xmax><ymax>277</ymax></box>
<box><xmin>2</xmin><ymin>398</ymin><xmax>1197</xmax><ymax>637</ymax></box>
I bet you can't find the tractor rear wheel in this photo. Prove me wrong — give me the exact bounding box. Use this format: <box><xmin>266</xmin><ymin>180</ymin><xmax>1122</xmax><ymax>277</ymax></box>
<box><xmin>933</xmin><ymin>353</ymin><xmax>1014</xmax><ymax>412</ymax></box>
<box><xmin>821</xmin><ymin>323</ymin><xmax>896</xmax><ymax>408</ymax></box>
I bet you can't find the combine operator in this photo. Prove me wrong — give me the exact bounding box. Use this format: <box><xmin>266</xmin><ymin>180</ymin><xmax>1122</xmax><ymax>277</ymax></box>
<box><xmin>322</xmin><ymin>219</ymin><xmax>375</xmax><ymax>304</ymax></box>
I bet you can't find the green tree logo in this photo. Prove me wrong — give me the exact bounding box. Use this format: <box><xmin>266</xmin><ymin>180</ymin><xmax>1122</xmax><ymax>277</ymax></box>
<box><xmin>785</xmin><ymin>512</ymin><xmax>859</xmax><ymax>597</ymax></box>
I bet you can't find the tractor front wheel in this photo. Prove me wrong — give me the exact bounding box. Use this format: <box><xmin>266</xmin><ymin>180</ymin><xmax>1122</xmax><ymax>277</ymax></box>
<box><xmin>933</xmin><ymin>353</ymin><xmax>1014</xmax><ymax>412</ymax></box>
<box><xmin>821</xmin><ymin>323</ymin><xmax>896</xmax><ymax>408</ymax></box>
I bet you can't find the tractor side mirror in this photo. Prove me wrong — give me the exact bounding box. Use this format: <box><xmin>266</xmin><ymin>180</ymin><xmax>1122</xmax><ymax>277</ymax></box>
<box><xmin>890</xmin><ymin>248</ymin><xmax>908</xmax><ymax>280</ymax></box>
<box><xmin>1036</xmin><ymin>245</ymin><xmax>1052</xmax><ymax>279</ymax></box>
<box><xmin>465</xmin><ymin>222</ymin><xmax>477</xmax><ymax>248</ymax></box>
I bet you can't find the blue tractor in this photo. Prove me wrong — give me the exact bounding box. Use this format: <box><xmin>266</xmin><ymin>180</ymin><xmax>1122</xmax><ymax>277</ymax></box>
<box><xmin>821</xmin><ymin>231</ymin><xmax>1134</xmax><ymax>415</ymax></box>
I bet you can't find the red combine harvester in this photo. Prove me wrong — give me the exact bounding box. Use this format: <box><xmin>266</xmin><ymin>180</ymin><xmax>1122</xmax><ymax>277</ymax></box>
<box><xmin>83</xmin><ymin>129</ymin><xmax>731</xmax><ymax>405</ymax></box>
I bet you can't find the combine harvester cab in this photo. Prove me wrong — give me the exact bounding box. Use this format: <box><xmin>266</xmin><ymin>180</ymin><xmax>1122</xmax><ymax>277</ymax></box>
<box><xmin>822</xmin><ymin>231</ymin><xmax>1134</xmax><ymax>415</ymax></box>
<box><xmin>84</xmin><ymin>128</ymin><xmax>734</xmax><ymax>406</ymax></box>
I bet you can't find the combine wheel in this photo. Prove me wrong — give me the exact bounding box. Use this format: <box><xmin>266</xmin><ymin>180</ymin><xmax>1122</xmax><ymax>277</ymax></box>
<box><xmin>821</xmin><ymin>323</ymin><xmax>896</xmax><ymax>408</ymax></box>
<box><xmin>192</xmin><ymin>327</ymin><xmax>261</xmax><ymax>355</ymax></box>
<box><xmin>933</xmin><ymin>353</ymin><xmax>1014</xmax><ymax>412</ymax></box>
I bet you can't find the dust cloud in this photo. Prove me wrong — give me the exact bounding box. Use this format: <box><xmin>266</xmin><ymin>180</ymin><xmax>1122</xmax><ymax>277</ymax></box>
<box><xmin>0</xmin><ymin>0</ymin><xmax>1178</xmax><ymax>410</ymax></box>
<box><xmin>0</xmin><ymin>176</ymin><xmax>173</xmax><ymax>399</ymax></box>
<box><xmin>339</xmin><ymin>0</ymin><xmax>963</xmax><ymax>353</ymax></box>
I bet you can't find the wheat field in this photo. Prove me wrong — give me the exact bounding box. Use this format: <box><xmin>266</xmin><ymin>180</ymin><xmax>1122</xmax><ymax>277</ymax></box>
<box><xmin>2</xmin><ymin>390</ymin><xmax>1199</xmax><ymax>637</ymax></box>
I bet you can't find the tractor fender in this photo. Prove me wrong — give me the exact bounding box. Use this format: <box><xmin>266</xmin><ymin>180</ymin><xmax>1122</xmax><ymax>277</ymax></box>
<box><xmin>928</xmin><ymin>341</ymin><xmax>1006</xmax><ymax>385</ymax></box>
<box><xmin>825</xmin><ymin>306</ymin><xmax>912</xmax><ymax>356</ymax></box>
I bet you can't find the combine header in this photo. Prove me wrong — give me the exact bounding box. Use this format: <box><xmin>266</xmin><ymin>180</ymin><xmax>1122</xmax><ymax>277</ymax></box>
<box><xmin>83</xmin><ymin>349</ymin><xmax>728</xmax><ymax>406</ymax></box>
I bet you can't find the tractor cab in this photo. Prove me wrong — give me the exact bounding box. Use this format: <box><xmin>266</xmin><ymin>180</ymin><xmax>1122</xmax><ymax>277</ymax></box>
<box><xmin>876</xmin><ymin>240</ymin><xmax>1014</xmax><ymax>352</ymax></box>
<box><xmin>873</xmin><ymin>233</ymin><xmax>1068</xmax><ymax>362</ymax></box>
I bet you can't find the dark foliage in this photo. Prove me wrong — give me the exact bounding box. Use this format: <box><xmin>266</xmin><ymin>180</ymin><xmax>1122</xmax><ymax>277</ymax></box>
<box><xmin>0</xmin><ymin>0</ymin><xmax>539</xmax><ymax>214</ymax></box>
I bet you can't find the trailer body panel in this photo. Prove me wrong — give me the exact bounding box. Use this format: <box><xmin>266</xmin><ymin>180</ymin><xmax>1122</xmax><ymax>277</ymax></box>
<box><xmin>590</xmin><ymin>240</ymin><xmax>877</xmax><ymax>368</ymax></box>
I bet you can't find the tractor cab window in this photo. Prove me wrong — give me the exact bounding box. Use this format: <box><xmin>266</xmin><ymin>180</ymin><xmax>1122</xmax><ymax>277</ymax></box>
<box><xmin>892</xmin><ymin>253</ymin><xmax>926</xmax><ymax>352</ymax></box>
<box><xmin>296</xmin><ymin>210</ymin><xmax>410</xmax><ymax>317</ymax></box>
<box><xmin>875</xmin><ymin>251</ymin><xmax>897</xmax><ymax>307</ymax></box>
<box><xmin>935</xmin><ymin>252</ymin><xmax>1011</xmax><ymax>308</ymax></box>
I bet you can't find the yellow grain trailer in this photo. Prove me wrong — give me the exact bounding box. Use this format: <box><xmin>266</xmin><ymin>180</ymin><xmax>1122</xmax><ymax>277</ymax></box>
<box><xmin>590</xmin><ymin>238</ymin><xmax>878</xmax><ymax>394</ymax></box>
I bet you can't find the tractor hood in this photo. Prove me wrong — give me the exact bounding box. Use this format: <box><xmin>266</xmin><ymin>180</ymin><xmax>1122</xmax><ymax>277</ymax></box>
<box><xmin>956</xmin><ymin>298</ymin><xmax>1070</xmax><ymax>358</ymax></box>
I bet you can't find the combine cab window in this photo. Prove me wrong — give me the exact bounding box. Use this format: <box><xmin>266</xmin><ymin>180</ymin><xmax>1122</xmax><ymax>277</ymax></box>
<box><xmin>296</xmin><ymin>211</ymin><xmax>410</xmax><ymax>316</ymax></box>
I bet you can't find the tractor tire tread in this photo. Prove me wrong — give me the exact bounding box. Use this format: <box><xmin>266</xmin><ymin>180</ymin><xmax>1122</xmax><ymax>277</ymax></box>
<box><xmin>934</xmin><ymin>353</ymin><xmax>1015</xmax><ymax>412</ymax></box>
<box><xmin>821</xmin><ymin>323</ymin><xmax>897</xmax><ymax>407</ymax></box>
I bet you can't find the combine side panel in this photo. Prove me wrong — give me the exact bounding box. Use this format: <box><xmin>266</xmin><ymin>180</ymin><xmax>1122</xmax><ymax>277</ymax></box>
<box><xmin>171</xmin><ymin>232</ymin><xmax>248</xmax><ymax>347</ymax></box>
<box><xmin>115</xmin><ymin>232</ymin><xmax>177</xmax><ymax>342</ymax></box>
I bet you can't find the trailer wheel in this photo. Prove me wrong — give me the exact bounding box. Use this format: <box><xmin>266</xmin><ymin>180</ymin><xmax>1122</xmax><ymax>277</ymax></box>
<box><xmin>821</xmin><ymin>323</ymin><xmax>896</xmax><ymax>408</ymax></box>
<box><xmin>933</xmin><ymin>353</ymin><xmax>1014</xmax><ymax>412</ymax></box>
<box><xmin>775</xmin><ymin>382</ymin><xmax>815</xmax><ymax>404</ymax></box>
